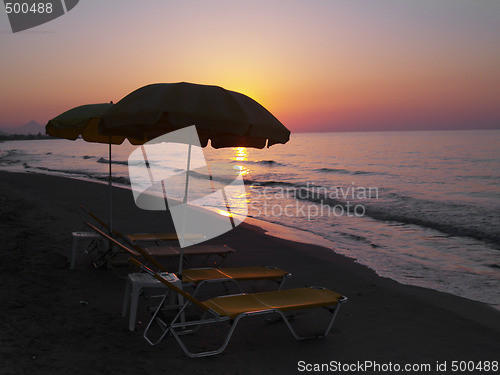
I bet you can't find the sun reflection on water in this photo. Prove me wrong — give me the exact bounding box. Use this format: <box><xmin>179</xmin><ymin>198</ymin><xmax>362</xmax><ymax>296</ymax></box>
<box><xmin>231</xmin><ymin>147</ymin><xmax>250</xmax><ymax>176</ymax></box>
<box><xmin>232</xmin><ymin>147</ymin><xmax>248</xmax><ymax>161</ymax></box>
<box><xmin>217</xmin><ymin>209</ymin><xmax>232</xmax><ymax>217</ymax></box>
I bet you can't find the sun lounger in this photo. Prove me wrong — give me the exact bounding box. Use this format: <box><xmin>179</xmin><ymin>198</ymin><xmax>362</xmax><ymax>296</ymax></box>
<box><xmin>89</xmin><ymin>222</ymin><xmax>292</xmax><ymax>331</ymax></box>
<box><xmin>86</xmin><ymin>222</ymin><xmax>290</xmax><ymax>292</ymax></box>
<box><xmin>124</xmin><ymin>232</ymin><xmax>180</xmax><ymax>242</ymax></box>
<box><xmin>86</xmin><ymin>222</ymin><xmax>234</xmax><ymax>270</ymax></box>
<box><xmin>80</xmin><ymin>205</ymin><xmax>202</xmax><ymax>245</ymax></box>
<box><xmin>140</xmin><ymin>244</ymin><xmax>234</xmax><ymax>267</ymax></box>
<box><xmin>131</xmin><ymin>258</ymin><xmax>347</xmax><ymax>358</ymax></box>
<box><xmin>181</xmin><ymin>266</ymin><xmax>290</xmax><ymax>292</ymax></box>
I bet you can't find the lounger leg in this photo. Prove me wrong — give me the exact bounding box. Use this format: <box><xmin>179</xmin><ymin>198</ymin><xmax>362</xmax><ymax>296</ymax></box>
<box><xmin>191</xmin><ymin>279</ymin><xmax>244</xmax><ymax>298</ymax></box>
<box><xmin>152</xmin><ymin>298</ymin><xmax>346</xmax><ymax>358</ymax></box>
<box><xmin>144</xmin><ymin>296</ymin><xmax>238</xmax><ymax>357</ymax></box>
<box><xmin>145</xmin><ymin>300</ymin><xmax>202</xmax><ymax>345</ymax></box>
<box><xmin>277</xmin><ymin>275</ymin><xmax>290</xmax><ymax>290</ymax></box>
<box><xmin>143</xmin><ymin>292</ymin><xmax>173</xmax><ymax>345</ymax></box>
<box><xmin>218</xmin><ymin>253</ymin><xmax>229</xmax><ymax>267</ymax></box>
<box><xmin>280</xmin><ymin>297</ymin><xmax>347</xmax><ymax>340</ymax></box>
<box><xmin>169</xmin><ymin>310</ymin><xmax>209</xmax><ymax>336</ymax></box>
<box><xmin>169</xmin><ymin>314</ymin><xmax>242</xmax><ymax>358</ymax></box>
<box><xmin>321</xmin><ymin>298</ymin><xmax>346</xmax><ymax>337</ymax></box>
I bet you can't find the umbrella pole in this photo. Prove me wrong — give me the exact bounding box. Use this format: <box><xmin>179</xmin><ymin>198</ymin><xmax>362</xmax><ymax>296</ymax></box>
<box><xmin>206</xmin><ymin>163</ymin><xmax>235</xmax><ymax>228</ymax></box>
<box><xmin>178</xmin><ymin>139</ymin><xmax>192</xmax><ymax>275</ymax></box>
<box><xmin>108</xmin><ymin>137</ymin><xmax>113</xmax><ymax>235</ymax></box>
<box><xmin>183</xmin><ymin>143</ymin><xmax>192</xmax><ymax>205</ymax></box>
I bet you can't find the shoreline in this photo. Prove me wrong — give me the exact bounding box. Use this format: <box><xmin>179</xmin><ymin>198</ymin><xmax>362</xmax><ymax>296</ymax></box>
<box><xmin>1</xmin><ymin>170</ymin><xmax>499</xmax><ymax>374</ymax></box>
<box><xmin>242</xmin><ymin>218</ymin><xmax>500</xmax><ymax>332</ymax></box>
<box><xmin>2</xmin><ymin>168</ymin><xmax>500</xmax><ymax>313</ymax></box>
<box><xmin>5</xmin><ymin>167</ymin><xmax>499</xmax><ymax>310</ymax></box>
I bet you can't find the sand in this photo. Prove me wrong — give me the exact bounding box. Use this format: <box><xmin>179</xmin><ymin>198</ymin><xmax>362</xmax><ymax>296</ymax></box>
<box><xmin>0</xmin><ymin>170</ymin><xmax>499</xmax><ymax>374</ymax></box>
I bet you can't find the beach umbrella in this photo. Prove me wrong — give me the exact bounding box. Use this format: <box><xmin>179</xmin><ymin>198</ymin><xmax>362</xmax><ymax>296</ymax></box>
<box><xmin>99</xmin><ymin>82</ymin><xmax>290</xmax><ymax>272</ymax></box>
<box><xmin>99</xmin><ymin>82</ymin><xmax>290</xmax><ymax>148</ymax></box>
<box><xmin>46</xmin><ymin>103</ymin><xmax>144</xmax><ymax>233</ymax></box>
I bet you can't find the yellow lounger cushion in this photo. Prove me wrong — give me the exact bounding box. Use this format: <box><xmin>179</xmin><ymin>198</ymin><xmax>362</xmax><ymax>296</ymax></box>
<box><xmin>126</xmin><ymin>233</ymin><xmax>202</xmax><ymax>242</ymax></box>
<box><xmin>182</xmin><ymin>267</ymin><xmax>289</xmax><ymax>283</ymax></box>
<box><xmin>203</xmin><ymin>287</ymin><xmax>344</xmax><ymax>320</ymax></box>
<box><xmin>143</xmin><ymin>245</ymin><xmax>234</xmax><ymax>257</ymax></box>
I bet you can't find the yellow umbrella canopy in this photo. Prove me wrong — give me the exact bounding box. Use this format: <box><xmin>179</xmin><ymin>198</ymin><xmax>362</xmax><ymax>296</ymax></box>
<box><xmin>45</xmin><ymin>103</ymin><xmax>144</xmax><ymax>233</ymax></box>
<box><xmin>46</xmin><ymin>103</ymin><xmax>144</xmax><ymax>145</ymax></box>
<box><xmin>99</xmin><ymin>82</ymin><xmax>290</xmax><ymax>148</ymax></box>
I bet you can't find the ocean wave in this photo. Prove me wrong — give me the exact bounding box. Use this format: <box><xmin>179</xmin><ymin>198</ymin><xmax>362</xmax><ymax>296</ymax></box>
<box><xmin>458</xmin><ymin>174</ymin><xmax>500</xmax><ymax>181</ymax></box>
<box><xmin>24</xmin><ymin>164</ymin><xmax>92</xmax><ymax>177</ymax></box>
<box><xmin>94</xmin><ymin>175</ymin><xmax>130</xmax><ymax>185</ymax></box>
<box><xmin>248</xmin><ymin>180</ymin><xmax>300</xmax><ymax>188</ymax></box>
<box><xmin>339</xmin><ymin>232</ymin><xmax>375</xmax><ymax>245</ymax></box>
<box><xmin>0</xmin><ymin>149</ymin><xmax>21</xmax><ymax>158</ymax></box>
<box><xmin>0</xmin><ymin>149</ymin><xmax>23</xmax><ymax>166</ymax></box>
<box><xmin>232</xmin><ymin>159</ymin><xmax>286</xmax><ymax>167</ymax></box>
<box><xmin>97</xmin><ymin>157</ymin><xmax>129</xmax><ymax>166</ymax></box>
<box><xmin>364</xmin><ymin>207</ymin><xmax>500</xmax><ymax>247</ymax></box>
<box><xmin>20</xmin><ymin>164</ymin><xmax>131</xmax><ymax>185</ymax></box>
<box><xmin>315</xmin><ymin>167</ymin><xmax>350</xmax><ymax>174</ymax></box>
<box><xmin>292</xmin><ymin>189</ymin><xmax>363</xmax><ymax>216</ymax></box>
<box><xmin>293</xmin><ymin>189</ymin><xmax>500</xmax><ymax>247</ymax></box>
<box><xmin>314</xmin><ymin>167</ymin><xmax>377</xmax><ymax>175</ymax></box>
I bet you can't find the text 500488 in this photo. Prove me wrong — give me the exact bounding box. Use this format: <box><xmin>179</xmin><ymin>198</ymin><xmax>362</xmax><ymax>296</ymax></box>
<box><xmin>5</xmin><ymin>2</ymin><xmax>53</xmax><ymax>14</ymax></box>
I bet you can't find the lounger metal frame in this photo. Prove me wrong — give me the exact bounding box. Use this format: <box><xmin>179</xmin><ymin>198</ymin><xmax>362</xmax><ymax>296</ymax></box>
<box><xmin>81</xmin><ymin>206</ymin><xmax>196</xmax><ymax>267</ymax></box>
<box><xmin>87</xmin><ymin>222</ymin><xmax>291</xmax><ymax>293</ymax></box>
<box><xmin>86</xmin><ymin>222</ymin><xmax>234</xmax><ymax>270</ymax></box>
<box><xmin>133</xmin><ymin>259</ymin><xmax>347</xmax><ymax>358</ymax></box>
<box><xmin>185</xmin><ymin>265</ymin><xmax>290</xmax><ymax>295</ymax></box>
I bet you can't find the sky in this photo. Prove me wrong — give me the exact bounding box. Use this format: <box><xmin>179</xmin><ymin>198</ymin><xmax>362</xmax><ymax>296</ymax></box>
<box><xmin>1</xmin><ymin>0</ymin><xmax>500</xmax><ymax>133</ymax></box>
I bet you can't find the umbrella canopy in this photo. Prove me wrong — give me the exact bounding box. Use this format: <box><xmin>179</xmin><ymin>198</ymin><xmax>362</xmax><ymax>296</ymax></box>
<box><xmin>46</xmin><ymin>103</ymin><xmax>143</xmax><ymax>145</ymax></box>
<box><xmin>99</xmin><ymin>82</ymin><xmax>290</xmax><ymax>148</ymax></box>
<box><xmin>45</xmin><ymin>103</ymin><xmax>144</xmax><ymax>234</ymax></box>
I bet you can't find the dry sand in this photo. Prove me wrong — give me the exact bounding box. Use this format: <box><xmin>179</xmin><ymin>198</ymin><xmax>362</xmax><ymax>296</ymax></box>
<box><xmin>0</xmin><ymin>171</ymin><xmax>499</xmax><ymax>374</ymax></box>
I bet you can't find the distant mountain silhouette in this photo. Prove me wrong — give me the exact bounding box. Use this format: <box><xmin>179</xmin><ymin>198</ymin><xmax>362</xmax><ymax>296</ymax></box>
<box><xmin>2</xmin><ymin>121</ymin><xmax>44</xmax><ymax>135</ymax></box>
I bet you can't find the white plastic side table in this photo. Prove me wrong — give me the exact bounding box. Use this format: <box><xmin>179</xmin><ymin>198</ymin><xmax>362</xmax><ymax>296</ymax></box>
<box><xmin>122</xmin><ymin>272</ymin><xmax>183</xmax><ymax>331</ymax></box>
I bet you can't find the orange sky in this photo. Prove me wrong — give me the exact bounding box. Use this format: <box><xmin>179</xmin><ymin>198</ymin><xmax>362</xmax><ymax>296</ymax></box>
<box><xmin>1</xmin><ymin>1</ymin><xmax>500</xmax><ymax>132</ymax></box>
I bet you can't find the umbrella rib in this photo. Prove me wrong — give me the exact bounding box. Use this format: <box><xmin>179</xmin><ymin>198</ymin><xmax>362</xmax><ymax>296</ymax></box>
<box><xmin>108</xmin><ymin>137</ymin><xmax>113</xmax><ymax>234</ymax></box>
<box><xmin>221</xmin><ymin>188</ymin><xmax>236</xmax><ymax>229</ymax></box>
<box><xmin>183</xmin><ymin>143</ymin><xmax>192</xmax><ymax>204</ymax></box>
<box><xmin>140</xmin><ymin>145</ymin><xmax>155</xmax><ymax>185</ymax></box>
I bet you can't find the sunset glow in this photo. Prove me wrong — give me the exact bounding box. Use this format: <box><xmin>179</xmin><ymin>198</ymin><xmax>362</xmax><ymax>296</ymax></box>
<box><xmin>1</xmin><ymin>1</ymin><xmax>500</xmax><ymax>133</ymax></box>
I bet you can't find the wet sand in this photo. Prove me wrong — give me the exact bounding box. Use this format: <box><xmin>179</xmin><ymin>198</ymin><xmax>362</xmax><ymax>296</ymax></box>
<box><xmin>1</xmin><ymin>171</ymin><xmax>499</xmax><ymax>374</ymax></box>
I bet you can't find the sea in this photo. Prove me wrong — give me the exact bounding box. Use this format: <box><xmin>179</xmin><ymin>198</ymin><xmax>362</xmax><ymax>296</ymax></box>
<box><xmin>1</xmin><ymin>130</ymin><xmax>499</xmax><ymax>308</ymax></box>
